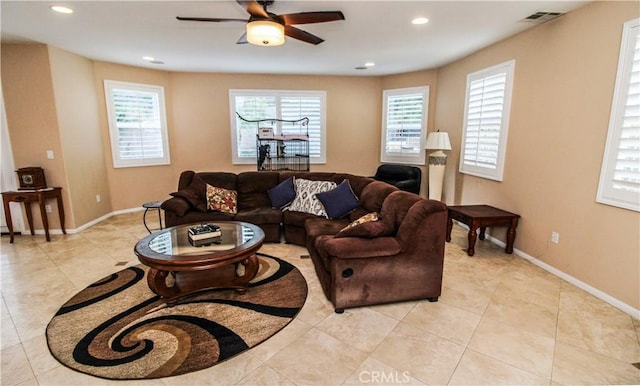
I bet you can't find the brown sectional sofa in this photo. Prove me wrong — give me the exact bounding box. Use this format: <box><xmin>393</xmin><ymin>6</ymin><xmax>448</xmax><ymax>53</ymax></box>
<box><xmin>161</xmin><ymin>170</ymin><xmax>448</xmax><ymax>312</ymax></box>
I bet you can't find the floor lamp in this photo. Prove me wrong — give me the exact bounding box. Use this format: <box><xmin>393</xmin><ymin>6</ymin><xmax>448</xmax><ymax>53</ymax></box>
<box><xmin>425</xmin><ymin>131</ymin><xmax>452</xmax><ymax>201</ymax></box>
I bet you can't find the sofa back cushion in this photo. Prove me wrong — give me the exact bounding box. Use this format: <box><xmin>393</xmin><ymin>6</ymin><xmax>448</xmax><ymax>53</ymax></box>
<box><xmin>195</xmin><ymin>172</ymin><xmax>238</xmax><ymax>190</ymax></box>
<box><xmin>237</xmin><ymin>171</ymin><xmax>279</xmax><ymax>211</ymax></box>
<box><xmin>359</xmin><ymin>181</ymin><xmax>399</xmax><ymax>213</ymax></box>
<box><xmin>379</xmin><ymin>190</ymin><xmax>423</xmax><ymax>230</ymax></box>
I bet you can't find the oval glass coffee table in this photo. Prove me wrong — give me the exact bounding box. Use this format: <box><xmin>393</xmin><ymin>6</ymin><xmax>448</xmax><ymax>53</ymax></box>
<box><xmin>134</xmin><ymin>221</ymin><xmax>265</xmax><ymax>305</ymax></box>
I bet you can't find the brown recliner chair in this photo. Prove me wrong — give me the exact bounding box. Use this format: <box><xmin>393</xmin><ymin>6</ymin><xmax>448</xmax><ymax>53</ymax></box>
<box><xmin>306</xmin><ymin>191</ymin><xmax>447</xmax><ymax>313</ymax></box>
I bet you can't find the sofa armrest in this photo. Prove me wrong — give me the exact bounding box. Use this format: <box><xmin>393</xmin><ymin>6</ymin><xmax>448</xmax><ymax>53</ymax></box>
<box><xmin>320</xmin><ymin>236</ymin><xmax>401</xmax><ymax>259</ymax></box>
<box><xmin>161</xmin><ymin>197</ymin><xmax>190</xmax><ymax>217</ymax></box>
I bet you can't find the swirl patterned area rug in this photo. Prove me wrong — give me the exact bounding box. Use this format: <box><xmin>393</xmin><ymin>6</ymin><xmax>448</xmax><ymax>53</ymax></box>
<box><xmin>46</xmin><ymin>253</ymin><xmax>307</xmax><ymax>380</ymax></box>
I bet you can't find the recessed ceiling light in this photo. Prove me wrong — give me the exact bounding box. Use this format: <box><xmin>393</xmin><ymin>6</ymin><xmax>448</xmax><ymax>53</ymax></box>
<box><xmin>50</xmin><ymin>5</ymin><xmax>74</xmax><ymax>14</ymax></box>
<box><xmin>412</xmin><ymin>17</ymin><xmax>429</xmax><ymax>25</ymax></box>
<box><xmin>142</xmin><ymin>56</ymin><xmax>155</xmax><ymax>61</ymax></box>
<box><xmin>365</xmin><ymin>62</ymin><xmax>375</xmax><ymax>67</ymax></box>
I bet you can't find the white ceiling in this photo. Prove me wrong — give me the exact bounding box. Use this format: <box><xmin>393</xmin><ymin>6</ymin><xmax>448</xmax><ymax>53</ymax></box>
<box><xmin>1</xmin><ymin>0</ymin><xmax>591</xmax><ymax>76</ymax></box>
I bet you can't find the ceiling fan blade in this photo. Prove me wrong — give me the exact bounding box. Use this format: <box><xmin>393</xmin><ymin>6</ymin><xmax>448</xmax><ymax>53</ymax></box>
<box><xmin>284</xmin><ymin>25</ymin><xmax>324</xmax><ymax>45</ymax></box>
<box><xmin>237</xmin><ymin>32</ymin><xmax>249</xmax><ymax>44</ymax></box>
<box><xmin>236</xmin><ymin>0</ymin><xmax>269</xmax><ymax>18</ymax></box>
<box><xmin>176</xmin><ymin>16</ymin><xmax>246</xmax><ymax>23</ymax></box>
<box><xmin>280</xmin><ymin>11</ymin><xmax>345</xmax><ymax>25</ymax></box>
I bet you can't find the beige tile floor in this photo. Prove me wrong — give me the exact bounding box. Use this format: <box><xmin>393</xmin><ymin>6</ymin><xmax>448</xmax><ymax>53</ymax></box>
<box><xmin>1</xmin><ymin>212</ymin><xmax>639</xmax><ymax>385</ymax></box>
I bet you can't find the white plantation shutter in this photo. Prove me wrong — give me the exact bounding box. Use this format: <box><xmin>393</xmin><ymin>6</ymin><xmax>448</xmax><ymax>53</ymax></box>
<box><xmin>597</xmin><ymin>18</ymin><xmax>640</xmax><ymax>212</ymax></box>
<box><xmin>460</xmin><ymin>60</ymin><xmax>515</xmax><ymax>181</ymax></box>
<box><xmin>104</xmin><ymin>81</ymin><xmax>170</xmax><ymax>168</ymax></box>
<box><xmin>234</xmin><ymin>95</ymin><xmax>277</xmax><ymax>159</ymax></box>
<box><xmin>230</xmin><ymin>90</ymin><xmax>326</xmax><ymax>164</ymax></box>
<box><xmin>381</xmin><ymin>86</ymin><xmax>428</xmax><ymax>165</ymax></box>
<box><xmin>281</xmin><ymin>96</ymin><xmax>322</xmax><ymax>159</ymax></box>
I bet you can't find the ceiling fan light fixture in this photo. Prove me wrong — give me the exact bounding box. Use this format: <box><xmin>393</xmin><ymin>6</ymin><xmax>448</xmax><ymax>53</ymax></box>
<box><xmin>246</xmin><ymin>20</ymin><xmax>285</xmax><ymax>46</ymax></box>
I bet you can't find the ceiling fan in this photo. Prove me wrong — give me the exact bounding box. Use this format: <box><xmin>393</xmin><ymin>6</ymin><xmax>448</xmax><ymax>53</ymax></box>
<box><xmin>176</xmin><ymin>0</ymin><xmax>345</xmax><ymax>46</ymax></box>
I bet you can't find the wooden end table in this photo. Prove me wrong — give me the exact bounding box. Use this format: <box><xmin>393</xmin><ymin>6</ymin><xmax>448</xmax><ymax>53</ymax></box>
<box><xmin>2</xmin><ymin>187</ymin><xmax>66</xmax><ymax>243</ymax></box>
<box><xmin>446</xmin><ymin>205</ymin><xmax>520</xmax><ymax>256</ymax></box>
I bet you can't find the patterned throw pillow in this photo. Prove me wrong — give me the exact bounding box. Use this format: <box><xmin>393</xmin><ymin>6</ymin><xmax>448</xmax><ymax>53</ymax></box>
<box><xmin>335</xmin><ymin>212</ymin><xmax>394</xmax><ymax>239</ymax></box>
<box><xmin>287</xmin><ymin>179</ymin><xmax>337</xmax><ymax>217</ymax></box>
<box><xmin>206</xmin><ymin>185</ymin><xmax>238</xmax><ymax>214</ymax></box>
<box><xmin>341</xmin><ymin>212</ymin><xmax>379</xmax><ymax>231</ymax></box>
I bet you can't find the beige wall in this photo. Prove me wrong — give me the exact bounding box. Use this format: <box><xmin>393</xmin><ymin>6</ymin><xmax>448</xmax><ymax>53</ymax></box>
<box><xmin>1</xmin><ymin>44</ymin><xmax>70</xmax><ymax>230</ymax></box>
<box><xmin>434</xmin><ymin>1</ymin><xmax>639</xmax><ymax>309</ymax></box>
<box><xmin>91</xmin><ymin>65</ymin><xmax>385</xmax><ymax>209</ymax></box>
<box><xmin>92</xmin><ymin>62</ymin><xmax>175</xmax><ymax>211</ymax></box>
<box><xmin>48</xmin><ymin>46</ymin><xmax>111</xmax><ymax>226</ymax></box>
<box><xmin>382</xmin><ymin>69</ymin><xmax>439</xmax><ymax>196</ymax></box>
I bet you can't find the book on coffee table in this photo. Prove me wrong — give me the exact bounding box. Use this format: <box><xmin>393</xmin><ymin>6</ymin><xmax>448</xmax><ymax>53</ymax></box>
<box><xmin>188</xmin><ymin>224</ymin><xmax>221</xmax><ymax>240</ymax></box>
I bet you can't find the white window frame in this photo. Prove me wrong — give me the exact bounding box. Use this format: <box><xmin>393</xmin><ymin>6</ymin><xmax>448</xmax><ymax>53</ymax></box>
<box><xmin>229</xmin><ymin>89</ymin><xmax>326</xmax><ymax>165</ymax></box>
<box><xmin>596</xmin><ymin>18</ymin><xmax>640</xmax><ymax>212</ymax></box>
<box><xmin>104</xmin><ymin>80</ymin><xmax>170</xmax><ymax>168</ymax></box>
<box><xmin>459</xmin><ymin>60</ymin><xmax>515</xmax><ymax>181</ymax></box>
<box><xmin>380</xmin><ymin>86</ymin><xmax>429</xmax><ymax>165</ymax></box>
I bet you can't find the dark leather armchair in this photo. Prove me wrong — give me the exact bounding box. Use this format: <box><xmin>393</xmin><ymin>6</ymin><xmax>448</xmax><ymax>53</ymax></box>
<box><xmin>372</xmin><ymin>164</ymin><xmax>422</xmax><ymax>194</ymax></box>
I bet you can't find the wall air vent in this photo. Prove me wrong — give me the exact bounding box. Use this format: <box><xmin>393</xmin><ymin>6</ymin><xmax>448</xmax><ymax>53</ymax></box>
<box><xmin>523</xmin><ymin>11</ymin><xmax>565</xmax><ymax>23</ymax></box>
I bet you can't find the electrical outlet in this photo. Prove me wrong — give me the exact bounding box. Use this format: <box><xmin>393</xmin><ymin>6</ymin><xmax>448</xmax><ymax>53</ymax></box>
<box><xmin>96</xmin><ymin>194</ymin><xmax>101</xmax><ymax>203</ymax></box>
<box><xmin>551</xmin><ymin>231</ymin><xmax>560</xmax><ymax>244</ymax></box>
<box><xmin>45</xmin><ymin>204</ymin><xmax>52</xmax><ymax>213</ymax></box>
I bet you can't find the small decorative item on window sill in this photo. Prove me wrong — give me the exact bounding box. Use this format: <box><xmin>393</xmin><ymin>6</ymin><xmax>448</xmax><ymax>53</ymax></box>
<box><xmin>16</xmin><ymin>167</ymin><xmax>47</xmax><ymax>190</ymax></box>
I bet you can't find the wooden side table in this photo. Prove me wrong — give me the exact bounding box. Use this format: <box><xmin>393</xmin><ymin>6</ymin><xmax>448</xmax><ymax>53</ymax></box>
<box><xmin>446</xmin><ymin>205</ymin><xmax>520</xmax><ymax>256</ymax></box>
<box><xmin>2</xmin><ymin>187</ymin><xmax>66</xmax><ymax>243</ymax></box>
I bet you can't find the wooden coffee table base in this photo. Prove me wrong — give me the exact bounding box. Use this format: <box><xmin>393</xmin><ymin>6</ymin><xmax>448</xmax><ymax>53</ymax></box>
<box><xmin>146</xmin><ymin>253</ymin><xmax>260</xmax><ymax>305</ymax></box>
<box><xmin>446</xmin><ymin>205</ymin><xmax>520</xmax><ymax>257</ymax></box>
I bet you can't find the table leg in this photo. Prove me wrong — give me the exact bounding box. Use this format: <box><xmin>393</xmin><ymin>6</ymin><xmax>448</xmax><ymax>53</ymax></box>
<box><xmin>467</xmin><ymin>227</ymin><xmax>478</xmax><ymax>256</ymax></box>
<box><xmin>24</xmin><ymin>202</ymin><xmax>35</xmax><ymax>235</ymax></box>
<box><xmin>55</xmin><ymin>193</ymin><xmax>66</xmax><ymax>234</ymax></box>
<box><xmin>38</xmin><ymin>195</ymin><xmax>51</xmax><ymax>241</ymax></box>
<box><xmin>143</xmin><ymin>208</ymin><xmax>151</xmax><ymax>233</ymax></box>
<box><xmin>3</xmin><ymin>197</ymin><xmax>14</xmax><ymax>243</ymax></box>
<box><xmin>479</xmin><ymin>226</ymin><xmax>487</xmax><ymax>240</ymax></box>
<box><xmin>157</xmin><ymin>208</ymin><xmax>162</xmax><ymax>230</ymax></box>
<box><xmin>446</xmin><ymin>217</ymin><xmax>453</xmax><ymax>242</ymax></box>
<box><xmin>505</xmin><ymin>217</ymin><xmax>519</xmax><ymax>254</ymax></box>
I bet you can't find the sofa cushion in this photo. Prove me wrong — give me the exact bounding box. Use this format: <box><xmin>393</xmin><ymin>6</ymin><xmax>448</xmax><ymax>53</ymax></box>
<box><xmin>170</xmin><ymin>175</ymin><xmax>208</xmax><ymax>212</ymax></box>
<box><xmin>315</xmin><ymin>180</ymin><xmax>360</xmax><ymax>219</ymax></box>
<box><xmin>206</xmin><ymin>185</ymin><xmax>238</xmax><ymax>214</ymax></box>
<box><xmin>237</xmin><ymin>171</ymin><xmax>279</xmax><ymax>211</ymax></box>
<box><xmin>234</xmin><ymin>208</ymin><xmax>283</xmax><ymax>225</ymax></box>
<box><xmin>288</xmin><ymin>179</ymin><xmax>337</xmax><ymax>217</ymax></box>
<box><xmin>267</xmin><ymin>176</ymin><xmax>296</xmax><ymax>209</ymax></box>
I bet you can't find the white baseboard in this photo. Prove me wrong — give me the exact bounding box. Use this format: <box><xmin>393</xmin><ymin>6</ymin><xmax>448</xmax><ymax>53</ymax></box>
<box><xmin>453</xmin><ymin>221</ymin><xmax>640</xmax><ymax>318</ymax></box>
<box><xmin>23</xmin><ymin>206</ymin><xmax>145</xmax><ymax>235</ymax></box>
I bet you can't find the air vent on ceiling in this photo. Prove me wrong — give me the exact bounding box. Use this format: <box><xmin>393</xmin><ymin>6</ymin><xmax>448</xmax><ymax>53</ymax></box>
<box><xmin>523</xmin><ymin>11</ymin><xmax>565</xmax><ymax>23</ymax></box>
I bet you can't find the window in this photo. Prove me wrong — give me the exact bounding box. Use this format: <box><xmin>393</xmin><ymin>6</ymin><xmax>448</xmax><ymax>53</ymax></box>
<box><xmin>104</xmin><ymin>80</ymin><xmax>170</xmax><ymax>168</ymax></box>
<box><xmin>459</xmin><ymin>60</ymin><xmax>515</xmax><ymax>181</ymax></box>
<box><xmin>229</xmin><ymin>90</ymin><xmax>326</xmax><ymax>164</ymax></box>
<box><xmin>381</xmin><ymin>86</ymin><xmax>429</xmax><ymax>165</ymax></box>
<box><xmin>597</xmin><ymin>18</ymin><xmax>640</xmax><ymax>212</ymax></box>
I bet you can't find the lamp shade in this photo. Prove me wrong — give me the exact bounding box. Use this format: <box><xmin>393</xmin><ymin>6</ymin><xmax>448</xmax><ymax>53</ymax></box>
<box><xmin>425</xmin><ymin>131</ymin><xmax>452</xmax><ymax>150</ymax></box>
<box><xmin>246</xmin><ymin>20</ymin><xmax>285</xmax><ymax>46</ymax></box>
